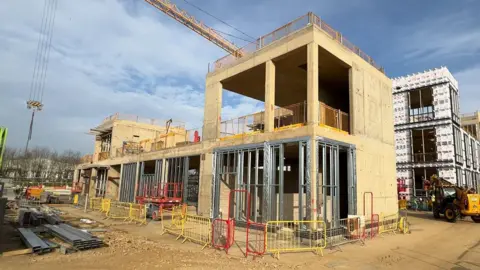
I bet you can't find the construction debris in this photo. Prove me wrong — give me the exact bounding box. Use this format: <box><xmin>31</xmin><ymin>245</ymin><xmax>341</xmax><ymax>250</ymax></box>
<box><xmin>80</xmin><ymin>218</ymin><xmax>95</xmax><ymax>224</ymax></box>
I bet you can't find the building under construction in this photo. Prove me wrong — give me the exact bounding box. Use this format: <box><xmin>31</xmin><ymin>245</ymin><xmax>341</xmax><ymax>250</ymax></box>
<box><xmin>74</xmin><ymin>13</ymin><xmax>398</xmax><ymax>224</ymax></box>
<box><xmin>462</xmin><ymin>111</ymin><xmax>480</xmax><ymax>141</ymax></box>
<box><xmin>393</xmin><ymin>68</ymin><xmax>480</xmax><ymax>199</ymax></box>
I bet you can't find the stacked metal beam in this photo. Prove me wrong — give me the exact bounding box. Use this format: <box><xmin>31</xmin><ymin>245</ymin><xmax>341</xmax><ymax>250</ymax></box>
<box><xmin>18</xmin><ymin>228</ymin><xmax>52</xmax><ymax>254</ymax></box>
<box><xmin>44</xmin><ymin>214</ymin><xmax>63</xmax><ymax>225</ymax></box>
<box><xmin>44</xmin><ymin>224</ymin><xmax>102</xmax><ymax>250</ymax></box>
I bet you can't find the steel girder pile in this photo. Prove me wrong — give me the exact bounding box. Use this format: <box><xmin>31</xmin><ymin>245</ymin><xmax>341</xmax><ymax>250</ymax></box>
<box><xmin>44</xmin><ymin>224</ymin><xmax>103</xmax><ymax>250</ymax></box>
<box><xmin>18</xmin><ymin>228</ymin><xmax>52</xmax><ymax>254</ymax></box>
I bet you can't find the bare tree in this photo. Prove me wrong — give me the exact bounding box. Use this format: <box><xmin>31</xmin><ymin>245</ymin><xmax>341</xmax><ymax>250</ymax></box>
<box><xmin>0</xmin><ymin>146</ymin><xmax>82</xmax><ymax>186</ymax></box>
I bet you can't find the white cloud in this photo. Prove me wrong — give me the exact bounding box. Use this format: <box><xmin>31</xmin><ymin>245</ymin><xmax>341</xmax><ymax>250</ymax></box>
<box><xmin>399</xmin><ymin>11</ymin><xmax>480</xmax><ymax>61</ymax></box>
<box><xmin>455</xmin><ymin>65</ymin><xmax>480</xmax><ymax>114</ymax></box>
<box><xmin>0</xmin><ymin>0</ymin><xmax>259</xmax><ymax>153</ymax></box>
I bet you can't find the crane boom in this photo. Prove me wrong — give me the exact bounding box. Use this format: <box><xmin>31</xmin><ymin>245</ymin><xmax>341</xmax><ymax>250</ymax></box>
<box><xmin>145</xmin><ymin>0</ymin><xmax>243</xmax><ymax>57</ymax></box>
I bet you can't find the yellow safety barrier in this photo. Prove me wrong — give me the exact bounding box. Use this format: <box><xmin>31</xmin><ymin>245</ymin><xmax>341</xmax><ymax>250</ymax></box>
<box><xmin>129</xmin><ymin>203</ymin><xmax>147</xmax><ymax>225</ymax></box>
<box><xmin>90</xmin><ymin>197</ymin><xmax>102</xmax><ymax>211</ymax></box>
<box><xmin>398</xmin><ymin>200</ymin><xmax>407</xmax><ymax>210</ymax></box>
<box><xmin>101</xmin><ymin>198</ymin><xmax>111</xmax><ymax>213</ymax></box>
<box><xmin>73</xmin><ymin>194</ymin><xmax>79</xmax><ymax>204</ymax></box>
<box><xmin>398</xmin><ymin>216</ymin><xmax>409</xmax><ymax>234</ymax></box>
<box><xmin>266</xmin><ymin>220</ymin><xmax>326</xmax><ymax>259</ymax></box>
<box><xmin>160</xmin><ymin>206</ymin><xmax>184</xmax><ymax>238</ymax></box>
<box><xmin>379</xmin><ymin>212</ymin><xmax>399</xmax><ymax>235</ymax></box>
<box><xmin>107</xmin><ymin>201</ymin><xmax>131</xmax><ymax>221</ymax></box>
<box><xmin>181</xmin><ymin>214</ymin><xmax>211</xmax><ymax>249</ymax></box>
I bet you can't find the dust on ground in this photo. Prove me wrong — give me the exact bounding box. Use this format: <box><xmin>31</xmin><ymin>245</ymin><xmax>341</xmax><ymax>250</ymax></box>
<box><xmin>1</xmin><ymin>206</ymin><xmax>480</xmax><ymax>270</ymax></box>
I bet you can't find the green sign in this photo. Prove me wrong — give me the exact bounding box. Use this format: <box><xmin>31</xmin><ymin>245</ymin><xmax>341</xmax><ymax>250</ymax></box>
<box><xmin>0</xmin><ymin>127</ymin><xmax>7</xmax><ymax>169</ymax></box>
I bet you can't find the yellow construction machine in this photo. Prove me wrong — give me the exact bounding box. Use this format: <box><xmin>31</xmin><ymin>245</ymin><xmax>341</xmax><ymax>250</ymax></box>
<box><xmin>428</xmin><ymin>175</ymin><xmax>480</xmax><ymax>223</ymax></box>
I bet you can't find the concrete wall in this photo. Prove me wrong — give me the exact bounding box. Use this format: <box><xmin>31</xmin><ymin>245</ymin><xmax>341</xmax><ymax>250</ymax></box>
<box><xmin>106</xmin><ymin>166</ymin><xmax>121</xmax><ymax>199</ymax></box>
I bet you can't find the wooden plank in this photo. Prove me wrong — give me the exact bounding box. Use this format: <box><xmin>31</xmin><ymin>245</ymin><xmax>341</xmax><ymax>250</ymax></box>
<box><xmin>1</xmin><ymin>248</ymin><xmax>32</xmax><ymax>257</ymax></box>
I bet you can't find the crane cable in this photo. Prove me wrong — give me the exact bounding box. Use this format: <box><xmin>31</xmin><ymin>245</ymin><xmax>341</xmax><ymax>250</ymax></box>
<box><xmin>181</xmin><ymin>0</ymin><xmax>256</xmax><ymax>43</ymax></box>
<box><xmin>29</xmin><ymin>0</ymin><xmax>58</xmax><ymax>103</ymax></box>
<box><xmin>25</xmin><ymin>0</ymin><xmax>58</xmax><ymax>154</ymax></box>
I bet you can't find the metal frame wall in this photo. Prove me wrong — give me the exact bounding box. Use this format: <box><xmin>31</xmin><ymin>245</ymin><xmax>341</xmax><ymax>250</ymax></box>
<box><xmin>119</xmin><ymin>163</ymin><xmax>137</xmax><ymax>202</ymax></box>
<box><xmin>137</xmin><ymin>160</ymin><xmax>163</xmax><ymax>197</ymax></box>
<box><xmin>95</xmin><ymin>169</ymin><xmax>108</xmax><ymax>198</ymax></box>
<box><xmin>317</xmin><ymin>138</ymin><xmax>356</xmax><ymax>223</ymax></box>
<box><xmin>211</xmin><ymin>138</ymin><xmax>310</xmax><ymax>223</ymax></box>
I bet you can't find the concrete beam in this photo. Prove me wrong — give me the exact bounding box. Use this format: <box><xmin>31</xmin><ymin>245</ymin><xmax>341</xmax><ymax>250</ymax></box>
<box><xmin>307</xmin><ymin>42</ymin><xmax>319</xmax><ymax>125</ymax></box>
<box><xmin>203</xmin><ymin>81</ymin><xmax>223</xmax><ymax>140</ymax></box>
<box><xmin>264</xmin><ymin>60</ymin><xmax>276</xmax><ymax>132</ymax></box>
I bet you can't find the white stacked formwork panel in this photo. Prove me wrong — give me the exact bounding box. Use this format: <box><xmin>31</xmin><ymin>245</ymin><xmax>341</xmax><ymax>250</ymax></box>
<box><xmin>393</xmin><ymin>92</ymin><xmax>409</xmax><ymax>125</ymax></box>
<box><xmin>395</xmin><ymin>130</ymin><xmax>411</xmax><ymax>163</ymax></box>
<box><xmin>438</xmin><ymin>168</ymin><xmax>456</xmax><ymax>185</ymax></box>
<box><xmin>397</xmin><ymin>169</ymin><xmax>413</xmax><ymax>200</ymax></box>
<box><xmin>433</xmin><ymin>84</ymin><xmax>452</xmax><ymax>119</ymax></box>
<box><xmin>435</xmin><ymin>125</ymin><xmax>455</xmax><ymax>162</ymax></box>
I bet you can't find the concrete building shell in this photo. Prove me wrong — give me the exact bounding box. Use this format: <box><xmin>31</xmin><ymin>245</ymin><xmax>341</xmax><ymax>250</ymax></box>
<box><xmin>75</xmin><ymin>13</ymin><xmax>398</xmax><ymax>223</ymax></box>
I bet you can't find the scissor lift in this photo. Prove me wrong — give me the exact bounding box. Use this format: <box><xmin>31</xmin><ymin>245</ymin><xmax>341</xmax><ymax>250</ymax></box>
<box><xmin>136</xmin><ymin>183</ymin><xmax>183</xmax><ymax>220</ymax></box>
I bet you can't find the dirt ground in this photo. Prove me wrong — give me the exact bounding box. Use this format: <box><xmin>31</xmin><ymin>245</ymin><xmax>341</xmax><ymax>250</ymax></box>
<box><xmin>1</xmin><ymin>206</ymin><xmax>479</xmax><ymax>270</ymax></box>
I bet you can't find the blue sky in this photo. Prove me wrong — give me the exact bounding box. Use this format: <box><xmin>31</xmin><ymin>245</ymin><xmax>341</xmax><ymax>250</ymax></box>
<box><xmin>1</xmin><ymin>0</ymin><xmax>479</xmax><ymax>154</ymax></box>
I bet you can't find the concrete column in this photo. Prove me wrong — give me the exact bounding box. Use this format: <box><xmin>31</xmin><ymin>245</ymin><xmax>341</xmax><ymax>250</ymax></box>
<box><xmin>307</xmin><ymin>42</ymin><xmax>319</xmax><ymax>125</ymax></box>
<box><xmin>264</xmin><ymin>60</ymin><xmax>276</xmax><ymax>132</ymax></box>
<box><xmin>80</xmin><ymin>169</ymin><xmax>86</xmax><ymax>195</ymax></box>
<box><xmin>309</xmin><ymin>138</ymin><xmax>318</xmax><ymax>224</ymax></box>
<box><xmin>203</xmin><ymin>80</ymin><xmax>223</xmax><ymax>140</ymax></box>
<box><xmin>89</xmin><ymin>168</ymin><xmax>98</xmax><ymax>197</ymax></box>
<box><xmin>198</xmin><ymin>153</ymin><xmax>214</xmax><ymax>216</ymax></box>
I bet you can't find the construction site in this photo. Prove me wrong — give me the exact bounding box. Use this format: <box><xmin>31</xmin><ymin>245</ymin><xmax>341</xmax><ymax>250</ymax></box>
<box><xmin>1</xmin><ymin>0</ymin><xmax>480</xmax><ymax>269</ymax></box>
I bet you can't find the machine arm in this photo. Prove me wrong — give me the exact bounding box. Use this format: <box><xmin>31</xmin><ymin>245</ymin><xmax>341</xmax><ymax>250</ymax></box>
<box><xmin>145</xmin><ymin>0</ymin><xmax>243</xmax><ymax>57</ymax></box>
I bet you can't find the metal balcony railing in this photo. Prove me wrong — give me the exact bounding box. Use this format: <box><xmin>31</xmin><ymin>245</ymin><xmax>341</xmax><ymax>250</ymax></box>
<box><xmin>319</xmin><ymin>102</ymin><xmax>349</xmax><ymax>133</ymax></box>
<box><xmin>213</xmin><ymin>13</ymin><xmax>383</xmax><ymax>73</ymax></box>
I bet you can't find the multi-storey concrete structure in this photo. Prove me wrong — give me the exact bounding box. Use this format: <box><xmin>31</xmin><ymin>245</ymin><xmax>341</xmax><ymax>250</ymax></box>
<box><xmin>393</xmin><ymin>67</ymin><xmax>480</xmax><ymax>199</ymax></box>
<box><xmin>462</xmin><ymin>111</ymin><xmax>480</xmax><ymax>141</ymax></box>
<box><xmin>75</xmin><ymin>13</ymin><xmax>398</xmax><ymax>223</ymax></box>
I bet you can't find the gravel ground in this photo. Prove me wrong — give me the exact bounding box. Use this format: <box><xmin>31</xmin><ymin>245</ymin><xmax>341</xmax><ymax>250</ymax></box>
<box><xmin>1</xmin><ymin>207</ymin><xmax>479</xmax><ymax>270</ymax></box>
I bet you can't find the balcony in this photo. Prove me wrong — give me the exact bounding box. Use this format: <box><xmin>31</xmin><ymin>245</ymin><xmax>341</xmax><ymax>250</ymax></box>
<box><xmin>98</xmin><ymin>151</ymin><xmax>110</xmax><ymax>161</ymax></box>
<box><xmin>319</xmin><ymin>102</ymin><xmax>349</xmax><ymax>133</ymax></box>
<box><xmin>220</xmin><ymin>102</ymin><xmax>307</xmax><ymax>140</ymax></box>
<box><xmin>112</xmin><ymin>127</ymin><xmax>204</xmax><ymax>158</ymax></box>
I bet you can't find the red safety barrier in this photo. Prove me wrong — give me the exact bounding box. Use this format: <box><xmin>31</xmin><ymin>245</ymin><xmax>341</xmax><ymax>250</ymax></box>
<box><xmin>212</xmin><ymin>218</ymin><xmax>234</xmax><ymax>254</ymax></box>
<box><xmin>371</xmin><ymin>214</ymin><xmax>379</xmax><ymax>238</ymax></box>
<box><xmin>246</xmin><ymin>221</ymin><xmax>266</xmax><ymax>256</ymax></box>
<box><xmin>362</xmin><ymin>192</ymin><xmax>378</xmax><ymax>240</ymax></box>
